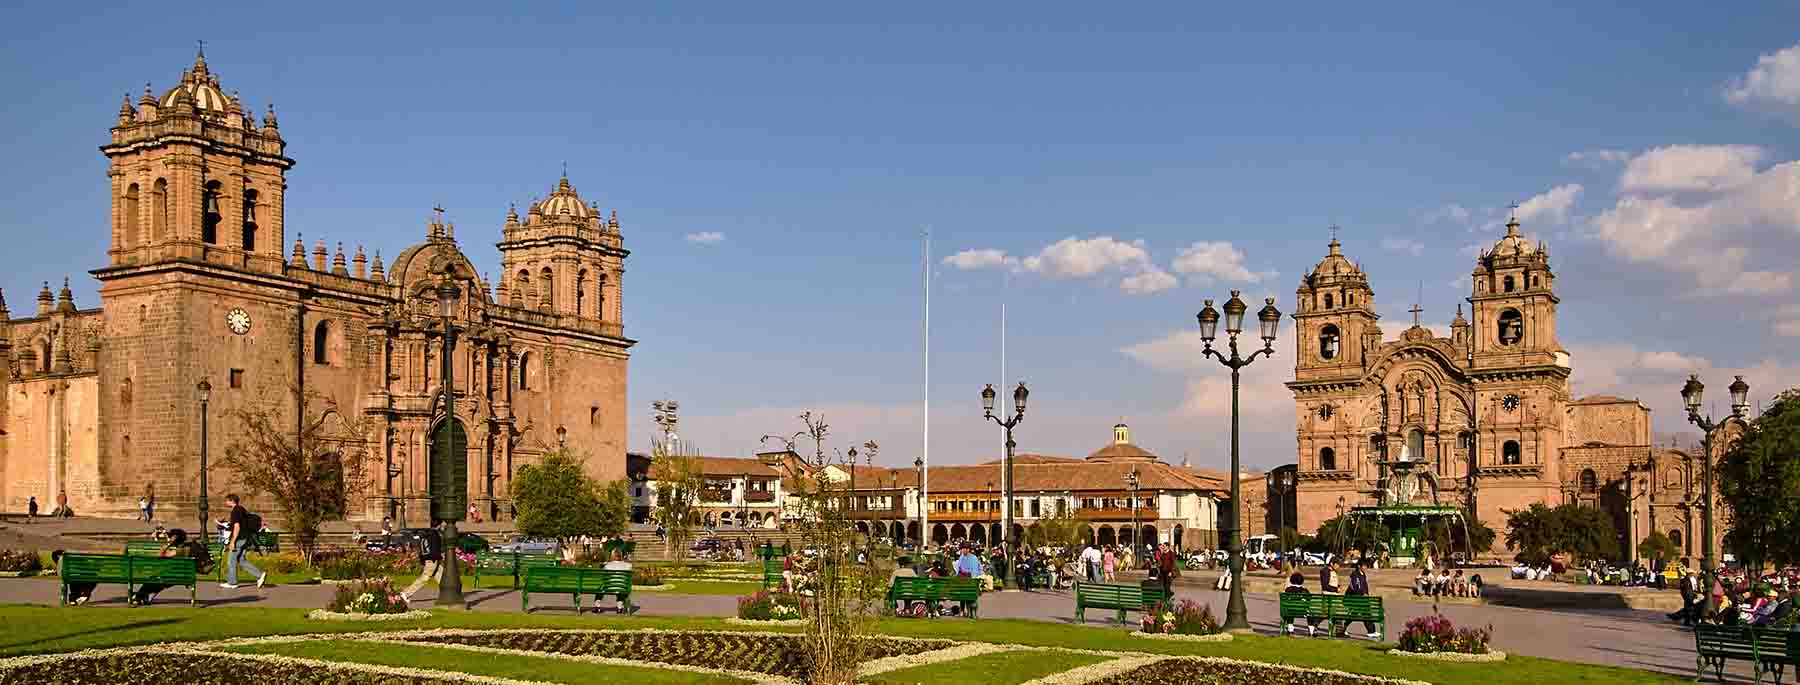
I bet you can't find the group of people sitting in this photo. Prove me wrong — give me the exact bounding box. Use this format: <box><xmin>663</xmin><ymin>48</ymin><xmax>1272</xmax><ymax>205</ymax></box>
<box><xmin>54</xmin><ymin>528</ymin><xmax>214</xmax><ymax>607</ymax></box>
<box><xmin>1280</xmin><ymin>560</ymin><xmax>1381</xmax><ymax>639</ymax></box>
<box><xmin>1509</xmin><ymin>562</ymin><xmax>1557</xmax><ymax>581</ymax></box>
<box><xmin>1666</xmin><ymin>561</ymin><xmax>1798</xmax><ymax>629</ymax></box>
<box><xmin>1413</xmin><ymin>567</ymin><xmax>1483</xmax><ymax>598</ymax></box>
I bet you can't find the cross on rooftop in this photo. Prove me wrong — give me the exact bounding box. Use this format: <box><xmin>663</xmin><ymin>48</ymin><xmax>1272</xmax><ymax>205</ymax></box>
<box><xmin>1409</xmin><ymin>303</ymin><xmax>1424</xmax><ymax>326</ymax></box>
<box><xmin>1329</xmin><ymin>224</ymin><xmax>1341</xmax><ymax>242</ymax></box>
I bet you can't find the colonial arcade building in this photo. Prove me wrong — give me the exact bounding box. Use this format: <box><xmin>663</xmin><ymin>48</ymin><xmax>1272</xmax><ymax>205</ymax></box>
<box><xmin>0</xmin><ymin>52</ymin><xmax>633</xmax><ymax>523</ymax></box>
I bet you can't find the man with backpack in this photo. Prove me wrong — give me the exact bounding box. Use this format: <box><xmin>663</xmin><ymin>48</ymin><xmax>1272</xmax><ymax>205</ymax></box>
<box><xmin>221</xmin><ymin>493</ymin><xmax>266</xmax><ymax>589</ymax></box>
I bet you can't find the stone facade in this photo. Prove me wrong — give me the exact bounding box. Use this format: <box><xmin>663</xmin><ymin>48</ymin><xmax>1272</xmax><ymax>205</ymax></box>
<box><xmin>0</xmin><ymin>52</ymin><xmax>633</xmax><ymax>525</ymax></box>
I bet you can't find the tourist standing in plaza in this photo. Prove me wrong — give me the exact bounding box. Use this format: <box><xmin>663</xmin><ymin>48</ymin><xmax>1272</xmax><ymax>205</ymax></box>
<box><xmin>1341</xmin><ymin>561</ymin><xmax>1380</xmax><ymax>639</ymax></box>
<box><xmin>1102</xmin><ymin>546</ymin><xmax>1116</xmax><ymax>581</ymax></box>
<box><xmin>25</xmin><ymin>496</ymin><xmax>36</xmax><ymax>523</ymax></box>
<box><xmin>1319</xmin><ymin>560</ymin><xmax>1341</xmax><ymax>593</ymax></box>
<box><xmin>1080</xmin><ymin>543</ymin><xmax>1102</xmax><ymax>583</ymax></box>
<box><xmin>137</xmin><ymin>496</ymin><xmax>148</xmax><ymax>521</ymax></box>
<box><xmin>220</xmin><ymin>494</ymin><xmax>266</xmax><ymax>590</ymax></box>
<box><xmin>1154</xmin><ymin>543</ymin><xmax>1177</xmax><ymax>601</ymax></box>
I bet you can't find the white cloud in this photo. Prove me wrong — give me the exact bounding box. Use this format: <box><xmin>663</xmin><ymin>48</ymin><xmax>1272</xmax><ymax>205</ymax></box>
<box><xmin>1565</xmin><ymin>149</ymin><xmax>1632</xmax><ymax>167</ymax></box>
<box><xmin>1020</xmin><ymin>236</ymin><xmax>1152</xmax><ymax>279</ymax></box>
<box><xmin>1567</xmin><ymin>342</ymin><xmax>1800</xmax><ymax>424</ymax></box>
<box><xmin>1170</xmin><ymin>241</ymin><xmax>1275</xmax><ymax>285</ymax></box>
<box><xmin>684</xmin><ymin>231</ymin><xmax>726</xmax><ymax>244</ymax></box>
<box><xmin>1725</xmin><ymin>43</ymin><xmax>1800</xmax><ymax>117</ymax></box>
<box><xmin>942</xmin><ymin>248</ymin><xmax>1013</xmax><ymax>270</ymax></box>
<box><xmin>1424</xmin><ymin>204</ymin><xmax>1473</xmax><ymax>224</ymax></box>
<box><xmin>1120</xmin><ymin>268</ymin><xmax>1178</xmax><ymax>296</ymax></box>
<box><xmin>1515</xmin><ymin>184</ymin><xmax>1583</xmax><ymax>226</ymax></box>
<box><xmin>1119</xmin><ymin>330</ymin><xmax>1294</xmax><ymax>420</ymax></box>
<box><xmin>1380</xmin><ymin>237</ymin><xmax>1425</xmax><ymax>256</ymax></box>
<box><xmin>1620</xmin><ymin>145</ymin><xmax>1763</xmax><ymax>193</ymax></box>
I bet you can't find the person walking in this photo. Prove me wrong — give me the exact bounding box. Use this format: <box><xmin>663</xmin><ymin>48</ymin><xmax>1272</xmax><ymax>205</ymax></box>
<box><xmin>145</xmin><ymin>492</ymin><xmax>155</xmax><ymax>522</ymax></box>
<box><xmin>220</xmin><ymin>494</ymin><xmax>266</xmax><ymax>589</ymax></box>
<box><xmin>137</xmin><ymin>496</ymin><xmax>148</xmax><ymax>522</ymax></box>
<box><xmin>1342</xmin><ymin>561</ymin><xmax>1381</xmax><ymax>639</ymax></box>
<box><xmin>1319</xmin><ymin>560</ymin><xmax>1341</xmax><ymax>594</ymax></box>
<box><xmin>400</xmin><ymin>524</ymin><xmax>444</xmax><ymax>603</ymax></box>
<box><xmin>26</xmin><ymin>496</ymin><xmax>37</xmax><ymax>524</ymax></box>
<box><xmin>1102</xmin><ymin>547</ymin><xmax>1117</xmax><ymax>582</ymax></box>
<box><xmin>1080</xmin><ymin>543</ymin><xmax>1102</xmax><ymax>584</ymax></box>
<box><xmin>1155</xmin><ymin>542</ymin><xmax>1177</xmax><ymax>602</ymax></box>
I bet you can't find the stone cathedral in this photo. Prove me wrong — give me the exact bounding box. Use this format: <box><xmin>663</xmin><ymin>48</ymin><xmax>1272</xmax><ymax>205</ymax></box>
<box><xmin>0</xmin><ymin>51</ymin><xmax>634</xmax><ymax>524</ymax></box>
<box><xmin>1285</xmin><ymin>220</ymin><xmax>1713</xmax><ymax>557</ymax></box>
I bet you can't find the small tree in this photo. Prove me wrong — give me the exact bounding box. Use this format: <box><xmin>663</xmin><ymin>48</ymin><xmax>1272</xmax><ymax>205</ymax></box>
<box><xmin>1311</xmin><ymin>514</ymin><xmax>1391</xmax><ymax>557</ymax></box>
<box><xmin>1717</xmin><ymin>388</ymin><xmax>1800</xmax><ymax>573</ymax></box>
<box><xmin>510</xmin><ymin>448</ymin><xmax>630</xmax><ymax>542</ymax></box>
<box><xmin>650</xmin><ymin>437</ymin><xmax>705</xmax><ymax>561</ymax></box>
<box><xmin>218</xmin><ymin>388</ymin><xmax>370</xmax><ymax>561</ymax></box>
<box><xmin>1504</xmin><ymin>503</ymin><xmax>1563</xmax><ymax>566</ymax></box>
<box><xmin>1505</xmin><ymin>502</ymin><xmax>1617</xmax><ymax>565</ymax></box>
<box><xmin>1638</xmin><ymin>531</ymin><xmax>1679</xmax><ymax>564</ymax></box>
<box><xmin>1027</xmin><ymin>507</ymin><xmax>1089</xmax><ymax>551</ymax></box>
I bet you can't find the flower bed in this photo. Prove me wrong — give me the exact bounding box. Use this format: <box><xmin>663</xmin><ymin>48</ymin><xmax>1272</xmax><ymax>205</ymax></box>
<box><xmin>1139</xmin><ymin>599</ymin><xmax>1222</xmax><ymax>637</ymax></box>
<box><xmin>737</xmin><ymin>590</ymin><xmax>807</xmax><ymax>621</ymax></box>
<box><xmin>723</xmin><ymin>617</ymin><xmax>807</xmax><ymax>626</ymax></box>
<box><xmin>392</xmin><ymin>629</ymin><xmax>951</xmax><ymax>679</ymax></box>
<box><xmin>1082</xmin><ymin>656</ymin><xmax>1431</xmax><ymax>685</ymax></box>
<box><xmin>324</xmin><ymin>578</ymin><xmax>411</xmax><ymax>616</ymax></box>
<box><xmin>1394</xmin><ymin>614</ymin><xmax>1493</xmax><ymax>656</ymax></box>
<box><xmin>0</xmin><ymin>550</ymin><xmax>43</xmax><ymax>575</ymax></box>
<box><xmin>1128</xmin><ymin>631</ymin><xmax>1233</xmax><ymax>643</ymax></box>
<box><xmin>1386</xmin><ymin>648</ymin><xmax>1508</xmax><ymax>662</ymax></box>
<box><xmin>632</xmin><ymin>566</ymin><xmax>667</xmax><ymax>586</ymax></box>
<box><xmin>0</xmin><ymin>650</ymin><xmax>516</xmax><ymax>684</ymax></box>
<box><xmin>314</xmin><ymin>549</ymin><xmax>418</xmax><ymax>581</ymax></box>
<box><xmin>306</xmin><ymin>609</ymin><xmax>434</xmax><ymax>622</ymax></box>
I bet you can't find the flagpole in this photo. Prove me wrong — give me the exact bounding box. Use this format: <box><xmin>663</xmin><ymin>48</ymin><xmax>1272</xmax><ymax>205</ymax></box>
<box><xmin>921</xmin><ymin>229</ymin><xmax>931</xmax><ymax>550</ymax></box>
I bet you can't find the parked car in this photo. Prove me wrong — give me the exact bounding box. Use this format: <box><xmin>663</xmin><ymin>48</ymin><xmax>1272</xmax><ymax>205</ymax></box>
<box><xmin>454</xmin><ymin>533</ymin><xmax>492</xmax><ymax>553</ymax></box>
<box><xmin>492</xmin><ymin>536</ymin><xmax>560</xmax><ymax>555</ymax></box>
<box><xmin>363</xmin><ymin>528</ymin><xmax>487</xmax><ymax>555</ymax></box>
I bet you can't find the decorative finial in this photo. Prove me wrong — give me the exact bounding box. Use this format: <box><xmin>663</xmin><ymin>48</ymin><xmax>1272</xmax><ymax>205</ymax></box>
<box><xmin>1506</xmin><ymin>202</ymin><xmax>1521</xmax><ymax>236</ymax></box>
<box><xmin>194</xmin><ymin>40</ymin><xmax>208</xmax><ymax>72</ymax></box>
<box><xmin>370</xmin><ymin>250</ymin><xmax>385</xmax><ymax>280</ymax></box>
<box><xmin>262</xmin><ymin>102</ymin><xmax>279</xmax><ymax>129</ymax></box>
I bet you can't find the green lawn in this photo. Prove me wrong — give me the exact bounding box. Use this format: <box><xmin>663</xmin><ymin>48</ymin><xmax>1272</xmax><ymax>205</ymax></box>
<box><xmin>224</xmin><ymin>639</ymin><xmax>747</xmax><ymax>684</ymax></box>
<box><xmin>0</xmin><ymin>605</ymin><xmax>1683</xmax><ymax>685</ymax></box>
<box><xmin>864</xmin><ymin>649</ymin><xmax>1110</xmax><ymax>685</ymax></box>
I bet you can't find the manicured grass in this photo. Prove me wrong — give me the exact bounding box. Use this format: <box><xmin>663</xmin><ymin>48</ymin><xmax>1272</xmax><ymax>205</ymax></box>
<box><xmin>0</xmin><ymin>605</ymin><xmax>1682</xmax><ymax>685</ymax></box>
<box><xmin>864</xmin><ymin>649</ymin><xmax>1110</xmax><ymax>685</ymax></box>
<box><xmin>224</xmin><ymin>639</ymin><xmax>745</xmax><ymax>684</ymax></box>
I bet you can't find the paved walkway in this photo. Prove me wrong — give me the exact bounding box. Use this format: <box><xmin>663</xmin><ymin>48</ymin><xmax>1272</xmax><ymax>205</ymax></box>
<box><xmin>4</xmin><ymin>576</ymin><xmax>1752</xmax><ymax>681</ymax></box>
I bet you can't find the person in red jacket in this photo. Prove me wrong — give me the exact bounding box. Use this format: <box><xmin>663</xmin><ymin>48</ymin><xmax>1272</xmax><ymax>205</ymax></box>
<box><xmin>1155</xmin><ymin>542</ymin><xmax>1178</xmax><ymax>601</ymax></box>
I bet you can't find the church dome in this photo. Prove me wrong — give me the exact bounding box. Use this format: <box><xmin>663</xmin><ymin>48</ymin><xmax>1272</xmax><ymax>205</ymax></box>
<box><xmin>1489</xmin><ymin>217</ymin><xmax>1537</xmax><ymax>256</ymax></box>
<box><xmin>528</xmin><ymin>176</ymin><xmax>596</xmax><ymax>221</ymax></box>
<box><xmin>1309</xmin><ymin>238</ymin><xmax>1361</xmax><ymax>277</ymax></box>
<box><xmin>160</xmin><ymin>51</ymin><xmax>232</xmax><ymax>113</ymax></box>
<box><xmin>1085</xmin><ymin>423</ymin><xmax>1158</xmax><ymax>462</ymax></box>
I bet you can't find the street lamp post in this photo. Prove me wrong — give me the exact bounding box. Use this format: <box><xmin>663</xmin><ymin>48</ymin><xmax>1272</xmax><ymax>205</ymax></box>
<box><xmin>1679</xmin><ymin>374</ymin><xmax>1750</xmax><ymax>619</ymax></box>
<box><xmin>435</xmin><ymin>273</ymin><xmax>465</xmax><ymax>608</ymax></box>
<box><xmin>1273</xmin><ymin>471</ymin><xmax>1293</xmax><ymax>558</ymax></box>
<box><xmin>913</xmin><ymin>456</ymin><xmax>924</xmax><ymax>546</ymax></box>
<box><xmin>982</xmin><ymin>382</ymin><xmax>1028</xmax><ymax>557</ymax></box>
<box><xmin>196</xmin><ymin>379</ymin><xmax>212</xmax><ymax>536</ymax></box>
<box><xmin>1335</xmin><ymin>496</ymin><xmax>1347</xmax><ymax>558</ymax></box>
<box><xmin>848</xmin><ymin>446</ymin><xmax>859</xmax><ymax>527</ymax></box>
<box><xmin>1126</xmin><ymin>467</ymin><xmax>1141</xmax><ymax>563</ymax></box>
<box><xmin>1195</xmin><ymin>290</ymin><xmax>1283</xmax><ymax>632</ymax></box>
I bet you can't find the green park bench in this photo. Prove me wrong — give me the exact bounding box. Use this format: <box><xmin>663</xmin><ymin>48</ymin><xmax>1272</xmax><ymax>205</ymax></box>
<box><xmin>1073</xmin><ymin>581</ymin><xmax>1169</xmax><ymax>625</ymax></box>
<box><xmin>60</xmin><ymin>553</ymin><xmax>198</xmax><ymax>607</ymax></box>
<box><xmin>124</xmin><ymin>540</ymin><xmax>226</xmax><ymax>578</ymax></box>
<box><xmin>1695</xmin><ymin>623</ymin><xmax>1799</xmax><ymax>684</ymax></box>
<box><xmin>888</xmin><ymin>577</ymin><xmax>983</xmax><ymax>619</ymax></box>
<box><xmin>600</xmin><ymin>539</ymin><xmax>636</xmax><ymax>559</ymax></box>
<box><xmin>473</xmin><ymin>551</ymin><xmax>560</xmax><ymax>589</ymax></box>
<box><xmin>253</xmin><ymin>530</ymin><xmax>279</xmax><ymax>552</ymax></box>
<box><xmin>521</xmin><ymin>566</ymin><xmax>633</xmax><ymax>614</ymax></box>
<box><xmin>763</xmin><ymin>559</ymin><xmax>783</xmax><ymax>589</ymax></box>
<box><xmin>1278</xmin><ymin>593</ymin><xmax>1386</xmax><ymax>640</ymax></box>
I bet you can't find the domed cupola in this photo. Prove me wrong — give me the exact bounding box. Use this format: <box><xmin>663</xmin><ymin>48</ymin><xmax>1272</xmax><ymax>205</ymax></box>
<box><xmin>527</xmin><ymin>176</ymin><xmax>597</xmax><ymax>223</ymax></box>
<box><xmin>160</xmin><ymin>48</ymin><xmax>233</xmax><ymax>115</ymax></box>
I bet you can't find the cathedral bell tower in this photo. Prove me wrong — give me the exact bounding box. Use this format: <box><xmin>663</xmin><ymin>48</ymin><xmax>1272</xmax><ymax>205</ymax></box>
<box><xmin>1468</xmin><ymin>216</ymin><xmax>1562</xmax><ymax>369</ymax></box>
<box><xmin>1292</xmin><ymin>236</ymin><xmax>1380</xmax><ymax>379</ymax></box>
<box><xmin>100</xmin><ymin>48</ymin><xmax>294</xmax><ymax>274</ymax></box>
<box><xmin>496</xmin><ymin>176</ymin><xmax>628</xmax><ymax>329</ymax></box>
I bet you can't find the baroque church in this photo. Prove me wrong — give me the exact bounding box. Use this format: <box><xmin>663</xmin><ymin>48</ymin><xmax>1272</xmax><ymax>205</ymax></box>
<box><xmin>1285</xmin><ymin>220</ymin><xmax>1716</xmax><ymax>558</ymax></box>
<box><xmin>0</xmin><ymin>51</ymin><xmax>634</xmax><ymax>524</ymax></box>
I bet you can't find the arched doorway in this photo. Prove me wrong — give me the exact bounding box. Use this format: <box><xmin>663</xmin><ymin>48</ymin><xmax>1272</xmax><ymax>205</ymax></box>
<box><xmin>990</xmin><ymin>523</ymin><xmax>1002</xmax><ymax>546</ymax></box>
<box><xmin>1098</xmin><ymin>527</ymin><xmax>1116</xmax><ymax>547</ymax></box>
<box><xmin>1119</xmin><ymin>526</ymin><xmax>1134</xmax><ymax>548</ymax></box>
<box><xmin>855</xmin><ymin>521</ymin><xmax>869</xmax><ymax>535</ymax></box>
<box><xmin>749</xmin><ymin>512</ymin><xmax>763</xmax><ymax>526</ymax></box>
<box><xmin>950</xmin><ymin>523</ymin><xmax>967</xmax><ymax>541</ymax></box>
<box><xmin>1173</xmin><ymin>525</ymin><xmax>1185</xmax><ymax>550</ymax></box>
<box><xmin>1010</xmin><ymin>523</ymin><xmax>1024</xmax><ymax>547</ymax></box>
<box><xmin>908</xmin><ymin>521</ymin><xmax>921</xmax><ymax>542</ymax></box>
<box><xmin>720</xmin><ymin>511</ymin><xmax>734</xmax><ymax>527</ymax></box>
<box><xmin>891</xmin><ymin>521</ymin><xmax>905</xmax><ymax>542</ymax></box>
<box><xmin>970</xmin><ymin>524</ymin><xmax>986</xmax><ymax>545</ymax></box>
<box><xmin>1081</xmin><ymin>524</ymin><xmax>1095</xmax><ymax>546</ymax></box>
<box><xmin>1142</xmin><ymin>525</ymin><xmax>1158</xmax><ymax>547</ymax></box>
<box><xmin>932</xmin><ymin>524</ymin><xmax>948</xmax><ymax>545</ymax></box>
<box><xmin>427</xmin><ymin>416</ymin><xmax>468</xmax><ymax>522</ymax></box>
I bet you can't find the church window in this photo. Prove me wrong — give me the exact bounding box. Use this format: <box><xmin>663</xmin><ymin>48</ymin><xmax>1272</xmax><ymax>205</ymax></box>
<box><xmin>1370</xmin><ymin>434</ymin><xmax>1386</xmax><ymax>459</ymax></box>
<box><xmin>539</xmin><ymin>267</ymin><xmax>555</xmax><ymax>310</ymax></box>
<box><xmin>1670</xmin><ymin>529</ymin><xmax>1683</xmax><ymax>548</ymax></box>
<box><xmin>201</xmin><ymin>181</ymin><xmax>222</xmax><ymax>244</ymax></box>
<box><xmin>590</xmin><ymin>406</ymin><xmax>600</xmax><ymax>426</ymax></box>
<box><xmin>1502</xmin><ymin>440</ymin><xmax>1522</xmax><ymax>465</ymax></box>
<box><xmin>576</xmin><ymin>269</ymin><xmax>588</xmax><ymax>316</ymax></box>
<box><xmin>1323</xmin><ymin>293</ymin><xmax>1334</xmax><ymax>309</ymax></box>
<box><xmin>124</xmin><ymin>184</ymin><xmax>141</xmax><ymax>247</ymax></box>
<box><xmin>517</xmin><ymin>351</ymin><xmax>532</xmax><ymax>390</ymax></box>
<box><xmin>513</xmin><ymin>269</ymin><xmax>530</xmax><ymax>307</ymax></box>
<box><xmin>1497</xmin><ymin>309</ymin><xmax>1523</xmax><ymax>346</ymax></box>
<box><xmin>1319</xmin><ymin>447</ymin><xmax>1336</xmax><ymax>471</ymax></box>
<box><xmin>1345</xmin><ymin>292</ymin><xmax>1354</xmax><ymax>306</ymax></box>
<box><xmin>1503</xmin><ymin>275</ymin><xmax>1516</xmax><ymax>293</ymax></box>
<box><xmin>597</xmin><ymin>273</ymin><xmax>609</xmax><ymax>321</ymax></box>
<box><xmin>1580</xmin><ymin>469</ymin><xmax>1597</xmax><ymax>494</ymax></box>
<box><xmin>1318</xmin><ymin>325</ymin><xmax>1341</xmax><ymax>360</ymax></box>
<box><xmin>37</xmin><ymin>340</ymin><xmax>51</xmax><ymax>374</ymax></box>
<box><xmin>242</xmin><ymin>189</ymin><xmax>258</xmax><ymax>251</ymax></box>
<box><xmin>151</xmin><ymin>178</ymin><xmax>168</xmax><ymax>243</ymax></box>
<box><xmin>313</xmin><ymin>321</ymin><xmax>331</xmax><ymax>365</ymax></box>
<box><xmin>1530</xmin><ymin>275</ymin><xmax>1539</xmax><ymax>288</ymax></box>
<box><xmin>122</xmin><ymin>435</ymin><xmax>131</xmax><ymax>458</ymax></box>
<box><xmin>1458</xmin><ymin>431</ymin><xmax>1472</xmax><ymax>449</ymax></box>
<box><xmin>121</xmin><ymin>377</ymin><xmax>133</xmax><ymax>407</ymax></box>
<box><xmin>229</xmin><ymin>368</ymin><xmax>244</xmax><ymax>389</ymax></box>
<box><xmin>1407</xmin><ymin>429</ymin><xmax>1425</xmax><ymax>461</ymax></box>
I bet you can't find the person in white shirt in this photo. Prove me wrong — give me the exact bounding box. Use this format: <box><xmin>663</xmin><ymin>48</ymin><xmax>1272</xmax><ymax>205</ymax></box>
<box><xmin>1079</xmin><ymin>544</ymin><xmax>1103</xmax><ymax>584</ymax></box>
<box><xmin>598</xmin><ymin>549</ymin><xmax>633</xmax><ymax>613</ymax></box>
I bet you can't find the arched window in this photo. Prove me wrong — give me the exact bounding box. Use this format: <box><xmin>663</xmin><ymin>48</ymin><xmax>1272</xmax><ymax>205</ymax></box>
<box><xmin>1530</xmin><ymin>275</ymin><xmax>1539</xmax><ymax>288</ymax></box>
<box><xmin>1579</xmin><ymin>468</ymin><xmax>1597</xmax><ymax>494</ymax></box>
<box><xmin>517</xmin><ymin>351</ymin><xmax>532</xmax><ymax>390</ymax></box>
<box><xmin>539</xmin><ymin>267</ymin><xmax>554</xmax><ymax>310</ymax></box>
<box><xmin>124</xmin><ymin>183</ymin><xmax>141</xmax><ymax>247</ymax></box>
<box><xmin>1318</xmin><ymin>324</ymin><xmax>1341</xmax><ymax>361</ymax></box>
<box><xmin>201</xmin><ymin>181</ymin><xmax>222</xmax><ymax>244</ymax></box>
<box><xmin>1502</xmin><ymin>440</ymin><xmax>1522</xmax><ymax>465</ymax></box>
<box><xmin>1407</xmin><ymin>429</ymin><xmax>1425</xmax><ymax>462</ymax></box>
<box><xmin>1503</xmin><ymin>275</ymin><xmax>1516</xmax><ymax>293</ymax></box>
<box><xmin>597</xmin><ymin>273</ymin><xmax>609</xmax><ymax>321</ymax></box>
<box><xmin>1497</xmin><ymin>309</ymin><xmax>1523</xmax><ymax>346</ymax></box>
<box><xmin>151</xmin><ymin>178</ymin><xmax>168</xmax><ymax>243</ymax></box>
<box><xmin>1345</xmin><ymin>292</ymin><xmax>1354</xmax><ymax>306</ymax></box>
<box><xmin>513</xmin><ymin>269</ymin><xmax>530</xmax><ymax>307</ymax></box>
<box><xmin>575</xmin><ymin>269</ymin><xmax>588</xmax><ymax>316</ymax></box>
<box><xmin>313</xmin><ymin>321</ymin><xmax>331</xmax><ymax>365</ymax></box>
<box><xmin>1669</xmin><ymin>529</ymin><xmax>1683</xmax><ymax>548</ymax></box>
<box><xmin>242</xmin><ymin>189</ymin><xmax>259</xmax><ymax>251</ymax></box>
<box><xmin>1324</xmin><ymin>293</ymin><xmax>1334</xmax><ymax>309</ymax></box>
<box><xmin>1319</xmin><ymin>447</ymin><xmax>1336</xmax><ymax>471</ymax></box>
<box><xmin>122</xmin><ymin>377</ymin><xmax>133</xmax><ymax>407</ymax></box>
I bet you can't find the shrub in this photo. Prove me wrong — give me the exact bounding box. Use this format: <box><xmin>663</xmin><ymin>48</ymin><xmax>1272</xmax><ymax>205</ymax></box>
<box><xmin>1139</xmin><ymin>599</ymin><xmax>1221</xmax><ymax>635</ymax></box>
<box><xmin>254</xmin><ymin>552</ymin><xmax>307</xmax><ymax>575</ymax></box>
<box><xmin>738</xmin><ymin>589</ymin><xmax>808</xmax><ymax>620</ymax></box>
<box><xmin>325</xmin><ymin>577</ymin><xmax>410</xmax><ymax>614</ymax></box>
<box><xmin>633</xmin><ymin>566</ymin><xmax>667</xmax><ymax>586</ymax></box>
<box><xmin>0</xmin><ymin>550</ymin><xmax>44</xmax><ymax>573</ymax></box>
<box><xmin>1397</xmin><ymin>614</ymin><xmax>1491</xmax><ymax>654</ymax></box>
<box><xmin>315</xmin><ymin>550</ymin><xmax>417</xmax><ymax>580</ymax></box>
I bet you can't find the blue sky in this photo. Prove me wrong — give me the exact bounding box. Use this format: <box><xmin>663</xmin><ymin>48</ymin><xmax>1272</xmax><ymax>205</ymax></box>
<box><xmin>3</xmin><ymin>3</ymin><xmax>1798</xmax><ymax>470</ymax></box>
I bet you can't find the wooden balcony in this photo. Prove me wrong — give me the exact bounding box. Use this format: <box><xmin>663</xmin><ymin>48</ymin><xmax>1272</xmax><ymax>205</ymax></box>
<box><xmin>743</xmin><ymin>490</ymin><xmax>775</xmax><ymax>503</ymax></box>
<box><xmin>1073</xmin><ymin>506</ymin><xmax>1158</xmax><ymax>522</ymax></box>
<box><xmin>700</xmin><ymin>488</ymin><xmax>732</xmax><ymax>503</ymax></box>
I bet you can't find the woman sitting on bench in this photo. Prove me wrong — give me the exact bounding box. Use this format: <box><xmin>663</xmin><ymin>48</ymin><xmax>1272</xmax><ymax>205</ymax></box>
<box><xmin>130</xmin><ymin>528</ymin><xmax>210</xmax><ymax>606</ymax></box>
<box><xmin>51</xmin><ymin>550</ymin><xmax>96</xmax><ymax>605</ymax></box>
